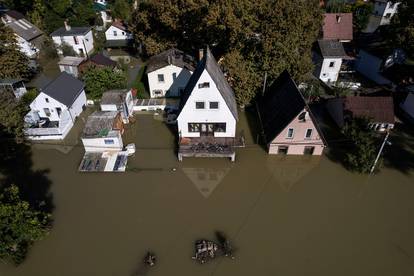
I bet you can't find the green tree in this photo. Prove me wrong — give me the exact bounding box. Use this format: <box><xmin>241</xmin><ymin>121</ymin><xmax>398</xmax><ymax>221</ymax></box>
<box><xmin>131</xmin><ymin>0</ymin><xmax>322</xmax><ymax>106</ymax></box>
<box><xmin>343</xmin><ymin>117</ymin><xmax>381</xmax><ymax>174</ymax></box>
<box><xmin>0</xmin><ymin>22</ymin><xmax>31</xmax><ymax>80</ymax></box>
<box><xmin>0</xmin><ymin>185</ymin><xmax>51</xmax><ymax>265</ymax></box>
<box><xmin>60</xmin><ymin>42</ymin><xmax>78</xmax><ymax>57</ymax></box>
<box><xmin>0</xmin><ymin>90</ymin><xmax>28</xmax><ymax>140</ymax></box>
<box><xmin>110</xmin><ymin>0</ymin><xmax>132</xmax><ymax>22</ymax></box>
<box><xmin>389</xmin><ymin>0</ymin><xmax>414</xmax><ymax>58</ymax></box>
<box><xmin>299</xmin><ymin>78</ymin><xmax>325</xmax><ymax>103</ymax></box>
<box><xmin>82</xmin><ymin>67</ymin><xmax>127</xmax><ymax>99</ymax></box>
<box><xmin>69</xmin><ymin>0</ymin><xmax>97</xmax><ymax>27</ymax></box>
<box><xmin>27</xmin><ymin>0</ymin><xmax>46</xmax><ymax>31</ymax></box>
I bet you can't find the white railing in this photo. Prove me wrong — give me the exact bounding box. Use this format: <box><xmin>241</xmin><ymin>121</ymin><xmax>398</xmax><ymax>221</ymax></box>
<box><xmin>25</xmin><ymin>110</ymin><xmax>73</xmax><ymax>138</ymax></box>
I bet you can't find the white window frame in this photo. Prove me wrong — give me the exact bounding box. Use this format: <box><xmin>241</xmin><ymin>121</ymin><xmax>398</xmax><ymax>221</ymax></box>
<box><xmin>305</xmin><ymin>128</ymin><xmax>313</xmax><ymax>139</ymax></box>
<box><xmin>209</xmin><ymin>101</ymin><xmax>219</xmax><ymax>110</ymax></box>
<box><xmin>286</xmin><ymin>128</ymin><xmax>294</xmax><ymax>139</ymax></box>
<box><xmin>195</xmin><ymin>101</ymin><xmax>205</xmax><ymax>109</ymax></box>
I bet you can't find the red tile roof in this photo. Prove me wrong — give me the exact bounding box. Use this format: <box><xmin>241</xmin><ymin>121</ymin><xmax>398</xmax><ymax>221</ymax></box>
<box><xmin>323</xmin><ymin>13</ymin><xmax>353</xmax><ymax>41</ymax></box>
<box><xmin>111</xmin><ymin>20</ymin><xmax>128</xmax><ymax>32</ymax></box>
<box><xmin>344</xmin><ymin>96</ymin><xmax>394</xmax><ymax>124</ymax></box>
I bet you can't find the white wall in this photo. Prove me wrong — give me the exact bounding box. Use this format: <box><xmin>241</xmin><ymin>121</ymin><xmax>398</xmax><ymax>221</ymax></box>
<box><xmin>374</xmin><ymin>1</ymin><xmax>400</xmax><ymax>25</ymax></box>
<box><xmin>58</xmin><ymin>64</ymin><xmax>79</xmax><ymax>77</ymax></box>
<box><xmin>319</xmin><ymin>57</ymin><xmax>342</xmax><ymax>83</ymax></box>
<box><xmin>148</xmin><ymin>65</ymin><xmax>192</xmax><ymax>98</ymax></box>
<box><xmin>52</xmin><ymin>30</ymin><xmax>94</xmax><ymax>56</ymax></box>
<box><xmin>30</xmin><ymin>92</ymin><xmax>68</xmax><ymax>121</ymax></box>
<box><xmin>68</xmin><ymin>90</ymin><xmax>87</xmax><ymax>119</ymax></box>
<box><xmin>16</xmin><ymin>35</ymin><xmax>38</xmax><ymax>58</ymax></box>
<box><xmin>100</xmin><ymin>104</ymin><xmax>118</xmax><ymax>111</ymax></box>
<box><xmin>29</xmin><ymin>90</ymin><xmax>86</xmax><ymax>122</ymax></box>
<box><xmin>105</xmin><ymin>25</ymin><xmax>133</xmax><ymax>40</ymax></box>
<box><xmin>177</xmin><ymin>69</ymin><xmax>236</xmax><ymax>138</ymax></box>
<box><xmin>82</xmin><ymin>131</ymin><xmax>123</xmax><ymax>152</ymax></box>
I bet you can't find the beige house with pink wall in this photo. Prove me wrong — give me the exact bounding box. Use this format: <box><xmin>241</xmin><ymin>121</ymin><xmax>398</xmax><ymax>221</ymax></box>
<box><xmin>257</xmin><ymin>71</ymin><xmax>326</xmax><ymax>155</ymax></box>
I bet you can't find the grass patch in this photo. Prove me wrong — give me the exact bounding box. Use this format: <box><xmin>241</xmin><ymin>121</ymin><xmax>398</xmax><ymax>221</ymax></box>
<box><xmin>131</xmin><ymin>63</ymin><xmax>149</xmax><ymax>99</ymax></box>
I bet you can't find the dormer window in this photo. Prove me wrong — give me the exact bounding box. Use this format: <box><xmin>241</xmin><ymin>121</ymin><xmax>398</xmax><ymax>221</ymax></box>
<box><xmin>198</xmin><ymin>82</ymin><xmax>210</xmax><ymax>89</ymax></box>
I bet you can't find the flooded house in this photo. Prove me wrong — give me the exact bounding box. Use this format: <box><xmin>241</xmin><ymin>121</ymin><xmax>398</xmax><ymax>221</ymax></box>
<box><xmin>257</xmin><ymin>70</ymin><xmax>326</xmax><ymax>156</ymax></box>
<box><xmin>177</xmin><ymin>47</ymin><xmax>240</xmax><ymax>161</ymax></box>
<box><xmin>79</xmin><ymin>111</ymin><xmax>130</xmax><ymax>172</ymax></box>
<box><xmin>147</xmin><ymin>48</ymin><xmax>196</xmax><ymax>98</ymax></box>
<box><xmin>313</xmin><ymin>39</ymin><xmax>348</xmax><ymax>83</ymax></box>
<box><xmin>100</xmin><ymin>89</ymin><xmax>134</xmax><ymax>123</ymax></box>
<box><xmin>326</xmin><ymin>96</ymin><xmax>395</xmax><ymax>132</ymax></box>
<box><xmin>24</xmin><ymin>72</ymin><xmax>87</xmax><ymax>140</ymax></box>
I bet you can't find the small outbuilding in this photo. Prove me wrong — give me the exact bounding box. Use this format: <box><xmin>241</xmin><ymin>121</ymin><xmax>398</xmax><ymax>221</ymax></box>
<box><xmin>100</xmin><ymin>89</ymin><xmax>134</xmax><ymax>123</ymax></box>
<box><xmin>58</xmin><ymin>56</ymin><xmax>84</xmax><ymax>77</ymax></box>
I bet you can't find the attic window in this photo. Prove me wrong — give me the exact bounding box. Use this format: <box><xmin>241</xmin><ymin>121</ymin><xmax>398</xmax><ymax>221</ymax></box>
<box><xmin>195</xmin><ymin>101</ymin><xmax>205</xmax><ymax>109</ymax></box>
<box><xmin>298</xmin><ymin>112</ymin><xmax>307</xmax><ymax>122</ymax></box>
<box><xmin>45</xmin><ymin>98</ymin><xmax>49</xmax><ymax>103</ymax></box>
<box><xmin>198</xmin><ymin>82</ymin><xmax>210</xmax><ymax>89</ymax></box>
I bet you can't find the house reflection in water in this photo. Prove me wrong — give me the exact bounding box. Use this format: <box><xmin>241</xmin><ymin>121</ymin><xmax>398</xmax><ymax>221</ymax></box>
<box><xmin>266</xmin><ymin>156</ymin><xmax>322</xmax><ymax>192</ymax></box>
<box><xmin>182</xmin><ymin>165</ymin><xmax>232</xmax><ymax>198</ymax></box>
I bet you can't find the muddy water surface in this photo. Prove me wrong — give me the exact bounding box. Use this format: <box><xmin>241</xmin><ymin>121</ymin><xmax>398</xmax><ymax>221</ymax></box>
<box><xmin>1</xmin><ymin>112</ymin><xmax>414</xmax><ymax>276</ymax></box>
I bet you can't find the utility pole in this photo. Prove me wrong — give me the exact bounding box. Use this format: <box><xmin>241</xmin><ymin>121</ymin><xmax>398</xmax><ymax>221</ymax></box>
<box><xmin>370</xmin><ymin>131</ymin><xmax>390</xmax><ymax>175</ymax></box>
<box><xmin>262</xmin><ymin>72</ymin><xmax>267</xmax><ymax>96</ymax></box>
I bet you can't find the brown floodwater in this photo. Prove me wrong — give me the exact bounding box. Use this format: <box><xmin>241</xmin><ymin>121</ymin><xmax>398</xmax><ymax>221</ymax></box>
<box><xmin>1</xmin><ymin>111</ymin><xmax>414</xmax><ymax>276</ymax></box>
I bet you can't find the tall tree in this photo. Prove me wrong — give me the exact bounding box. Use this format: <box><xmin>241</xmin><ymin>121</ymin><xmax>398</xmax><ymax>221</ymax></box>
<box><xmin>0</xmin><ymin>22</ymin><xmax>31</xmax><ymax>80</ymax></box>
<box><xmin>0</xmin><ymin>185</ymin><xmax>51</xmax><ymax>265</ymax></box>
<box><xmin>131</xmin><ymin>0</ymin><xmax>322</xmax><ymax>106</ymax></box>
<box><xmin>0</xmin><ymin>91</ymin><xmax>27</xmax><ymax>140</ymax></box>
<box><xmin>27</xmin><ymin>0</ymin><xmax>46</xmax><ymax>31</ymax></box>
<box><xmin>389</xmin><ymin>0</ymin><xmax>414</xmax><ymax>58</ymax></box>
<box><xmin>110</xmin><ymin>0</ymin><xmax>132</xmax><ymax>22</ymax></box>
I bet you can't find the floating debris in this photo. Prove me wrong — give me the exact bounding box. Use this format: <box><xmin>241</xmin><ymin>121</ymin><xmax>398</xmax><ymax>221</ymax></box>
<box><xmin>192</xmin><ymin>240</ymin><xmax>219</xmax><ymax>264</ymax></box>
<box><xmin>144</xmin><ymin>252</ymin><xmax>157</xmax><ymax>267</ymax></box>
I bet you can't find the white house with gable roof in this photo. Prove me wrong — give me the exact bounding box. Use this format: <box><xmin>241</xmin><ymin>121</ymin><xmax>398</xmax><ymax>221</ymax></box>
<box><xmin>147</xmin><ymin>48</ymin><xmax>196</xmax><ymax>98</ymax></box>
<box><xmin>24</xmin><ymin>72</ymin><xmax>87</xmax><ymax>140</ymax></box>
<box><xmin>177</xmin><ymin>47</ymin><xmax>239</xmax><ymax>161</ymax></box>
<box><xmin>51</xmin><ymin>22</ymin><xmax>94</xmax><ymax>56</ymax></box>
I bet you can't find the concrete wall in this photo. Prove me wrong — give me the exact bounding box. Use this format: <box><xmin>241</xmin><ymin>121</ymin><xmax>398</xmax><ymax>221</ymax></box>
<box><xmin>52</xmin><ymin>30</ymin><xmax>94</xmax><ymax>56</ymax></box>
<box><xmin>177</xmin><ymin>69</ymin><xmax>236</xmax><ymax>138</ymax></box>
<box><xmin>148</xmin><ymin>65</ymin><xmax>192</xmax><ymax>98</ymax></box>
<box><xmin>82</xmin><ymin>132</ymin><xmax>123</xmax><ymax>152</ymax></box>
<box><xmin>105</xmin><ymin>25</ymin><xmax>133</xmax><ymax>40</ymax></box>
<box><xmin>268</xmin><ymin>108</ymin><xmax>325</xmax><ymax>155</ymax></box>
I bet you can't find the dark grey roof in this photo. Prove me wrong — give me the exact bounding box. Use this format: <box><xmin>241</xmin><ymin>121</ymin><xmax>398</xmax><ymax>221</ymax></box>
<box><xmin>179</xmin><ymin>47</ymin><xmax>238</xmax><ymax>120</ymax></box>
<box><xmin>7</xmin><ymin>19</ymin><xmax>43</xmax><ymax>41</ymax></box>
<box><xmin>146</xmin><ymin>48</ymin><xmax>196</xmax><ymax>73</ymax></box>
<box><xmin>257</xmin><ymin>70</ymin><xmax>326</xmax><ymax>144</ymax></box>
<box><xmin>318</xmin><ymin>39</ymin><xmax>347</xmax><ymax>58</ymax></box>
<box><xmin>50</xmin><ymin>27</ymin><xmax>91</xmax><ymax>37</ymax></box>
<box><xmin>89</xmin><ymin>53</ymin><xmax>117</xmax><ymax>67</ymax></box>
<box><xmin>5</xmin><ymin>10</ymin><xmax>24</xmax><ymax>20</ymax></box>
<box><xmin>40</xmin><ymin>72</ymin><xmax>85</xmax><ymax>107</ymax></box>
<box><xmin>101</xmin><ymin>89</ymin><xmax>129</xmax><ymax>105</ymax></box>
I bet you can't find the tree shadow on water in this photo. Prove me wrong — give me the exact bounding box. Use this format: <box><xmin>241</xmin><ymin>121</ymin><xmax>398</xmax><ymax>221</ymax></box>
<box><xmin>0</xmin><ymin>128</ymin><xmax>54</xmax><ymax>214</ymax></box>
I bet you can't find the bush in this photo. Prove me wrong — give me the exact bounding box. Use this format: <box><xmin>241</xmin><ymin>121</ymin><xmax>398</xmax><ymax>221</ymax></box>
<box><xmin>130</xmin><ymin>64</ymin><xmax>149</xmax><ymax>99</ymax></box>
<box><xmin>82</xmin><ymin>66</ymin><xmax>127</xmax><ymax>99</ymax></box>
<box><xmin>60</xmin><ymin>43</ymin><xmax>77</xmax><ymax>57</ymax></box>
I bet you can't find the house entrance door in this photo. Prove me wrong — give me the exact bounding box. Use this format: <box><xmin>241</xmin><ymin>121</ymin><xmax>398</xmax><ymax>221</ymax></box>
<box><xmin>200</xmin><ymin>123</ymin><xmax>214</xmax><ymax>136</ymax></box>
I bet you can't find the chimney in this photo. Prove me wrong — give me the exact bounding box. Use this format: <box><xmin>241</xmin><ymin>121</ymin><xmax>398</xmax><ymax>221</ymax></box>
<box><xmin>64</xmin><ymin>20</ymin><xmax>71</xmax><ymax>31</ymax></box>
<box><xmin>336</xmin><ymin>15</ymin><xmax>341</xmax><ymax>23</ymax></box>
<box><xmin>199</xmin><ymin>48</ymin><xmax>204</xmax><ymax>61</ymax></box>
